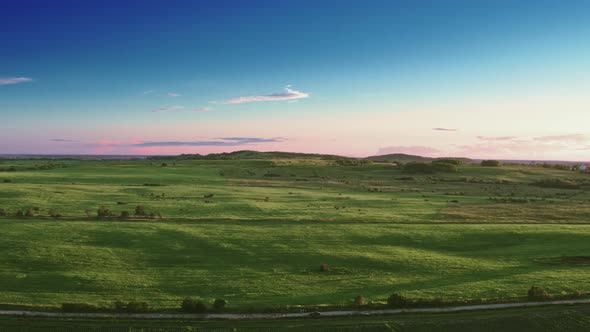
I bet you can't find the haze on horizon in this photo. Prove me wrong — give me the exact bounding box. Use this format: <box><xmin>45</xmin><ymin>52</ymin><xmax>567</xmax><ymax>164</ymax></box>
<box><xmin>1</xmin><ymin>1</ymin><xmax>590</xmax><ymax>161</ymax></box>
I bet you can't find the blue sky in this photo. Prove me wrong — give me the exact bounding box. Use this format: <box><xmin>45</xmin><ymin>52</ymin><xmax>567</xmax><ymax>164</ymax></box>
<box><xmin>2</xmin><ymin>0</ymin><xmax>590</xmax><ymax>159</ymax></box>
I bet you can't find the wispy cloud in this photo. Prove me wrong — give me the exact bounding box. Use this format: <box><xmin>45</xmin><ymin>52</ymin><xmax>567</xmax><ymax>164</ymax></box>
<box><xmin>167</xmin><ymin>92</ymin><xmax>181</xmax><ymax>97</ymax></box>
<box><xmin>192</xmin><ymin>107</ymin><xmax>210</xmax><ymax>112</ymax></box>
<box><xmin>152</xmin><ymin>106</ymin><xmax>185</xmax><ymax>113</ymax></box>
<box><xmin>51</xmin><ymin>139</ymin><xmax>76</xmax><ymax>142</ymax></box>
<box><xmin>0</xmin><ymin>77</ymin><xmax>32</xmax><ymax>85</ymax></box>
<box><xmin>133</xmin><ymin>137</ymin><xmax>284</xmax><ymax>147</ymax></box>
<box><xmin>142</xmin><ymin>90</ymin><xmax>155</xmax><ymax>94</ymax></box>
<box><xmin>433</xmin><ymin>128</ymin><xmax>457</xmax><ymax>131</ymax></box>
<box><xmin>533</xmin><ymin>134</ymin><xmax>588</xmax><ymax>143</ymax></box>
<box><xmin>477</xmin><ymin>136</ymin><xmax>518</xmax><ymax>141</ymax></box>
<box><xmin>221</xmin><ymin>87</ymin><xmax>309</xmax><ymax>104</ymax></box>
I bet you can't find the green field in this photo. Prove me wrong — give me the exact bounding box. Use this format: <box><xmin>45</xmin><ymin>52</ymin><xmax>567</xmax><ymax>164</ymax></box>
<box><xmin>0</xmin><ymin>157</ymin><xmax>590</xmax><ymax>312</ymax></box>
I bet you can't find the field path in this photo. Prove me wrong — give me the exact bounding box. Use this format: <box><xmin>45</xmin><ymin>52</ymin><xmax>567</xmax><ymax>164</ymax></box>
<box><xmin>1</xmin><ymin>299</ymin><xmax>590</xmax><ymax>320</ymax></box>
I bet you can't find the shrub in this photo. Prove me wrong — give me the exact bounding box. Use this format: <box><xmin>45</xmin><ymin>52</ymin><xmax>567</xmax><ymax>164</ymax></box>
<box><xmin>319</xmin><ymin>264</ymin><xmax>329</xmax><ymax>272</ymax></box>
<box><xmin>402</xmin><ymin>162</ymin><xmax>434</xmax><ymax>174</ymax></box>
<box><xmin>3</xmin><ymin>179</ymin><xmax>12</xmax><ymax>183</ymax></box>
<box><xmin>16</xmin><ymin>210</ymin><xmax>24</xmax><ymax>218</ymax></box>
<box><xmin>481</xmin><ymin>160</ymin><xmax>501</xmax><ymax>167</ymax></box>
<box><xmin>113</xmin><ymin>300</ymin><xmax>150</xmax><ymax>313</ymax></box>
<box><xmin>97</xmin><ymin>206</ymin><xmax>113</xmax><ymax>218</ymax></box>
<box><xmin>125</xmin><ymin>301</ymin><xmax>150</xmax><ymax>313</ymax></box>
<box><xmin>431</xmin><ymin>162</ymin><xmax>458</xmax><ymax>173</ymax></box>
<box><xmin>387</xmin><ymin>293</ymin><xmax>411</xmax><ymax>307</ymax></box>
<box><xmin>48</xmin><ymin>209</ymin><xmax>62</xmax><ymax>218</ymax></box>
<box><xmin>120</xmin><ymin>211</ymin><xmax>130</xmax><ymax>219</ymax></box>
<box><xmin>531</xmin><ymin>179</ymin><xmax>579</xmax><ymax>190</ymax></box>
<box><xmin>135</xmin><ymin>205</ymin><xmax>146</xmax><ymax>217</ymax></box>
<box><xmin>181</xmin><ymin>298</ymin><xmax>207</xmax><ymax>313</ymax></box>
<box><xmin>433</xmin><ymin>159</ymin><xmax>463</xmax><ymax>165</ymax></box>
<box><xmin>528</xmin><ymin>286</ymin><xmax>550</xmax><ymax>301</ymax></box>
<box><xmin>25</xmin><ymin>208</ymin><xmax>35</xmax><ymax>217</ymax></box>
<box><xmin>354</xmin><ymin>295</ymin><xmax>364</xmax><ymax>305</ymax></box>
<box><xmin>0</xmin><ymin>208</ymin><xmax>6</xmax><ymax>216</ymax></box>
<box><xmin>213</xmin><ymin>299</ymin><xmax>227</xmax><ymax>310</ymax></box>
<box><xmin>61</xmin><ymin>303</ymin><xmax>99</xmax><ymax>313</ymax></box>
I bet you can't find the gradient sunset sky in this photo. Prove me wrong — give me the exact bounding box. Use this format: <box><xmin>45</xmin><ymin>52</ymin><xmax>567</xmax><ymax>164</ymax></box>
<box><xmin>2</xmin><ymin>0</ymin><xmax>590</xmax><ymax>160</ymax></box>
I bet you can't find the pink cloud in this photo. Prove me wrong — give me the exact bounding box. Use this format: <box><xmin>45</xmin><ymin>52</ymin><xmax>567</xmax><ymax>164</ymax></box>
<box><xmin>192</xmin><ymin>107</ymin><xmax>210</xmax><ymax>112</ymax></box>
<box><xmin>533</xmin><ymin>134</ymin><xmax>588</xmax><ymax>143</ymax></box>
<box><xmin>477</xmin><ymin>136</ymin><xmax>518</xmax><ymax>141</ymax></box>
<box><xmin>0</xmin><ymin>77</ymin><xmax>32</xmax><ymax>85</ymax></box>
<box><xmin>222</xmin><ymin>87</ymin><xmax>309</xmax><ymax>104</ymax></box>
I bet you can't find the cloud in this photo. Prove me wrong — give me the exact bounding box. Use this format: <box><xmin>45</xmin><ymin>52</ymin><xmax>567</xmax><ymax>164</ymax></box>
<box><xmin>133</xmin><ymin>137</ymin><xmax>284</xmax><ymax>147</ymax></box>
<box><xmin>533</xmin><ymin>134</ymin><xmax>588</xmax><ymax>143</ymax></box>
<box><xmin>377</xmin><ymin>146</ymin><xmax>441</xmax><ymax>156</ymax></box>
<box><xmin>167</xmin><ymin>92</ymin><xmax>181</xmax><ymax>97</ymax></box>
<box><xmin>142</xmin><ymin>90</ymin><xmax>155</xmax><ymax>94</ymax></box>
<box><xmin>152</xmin><ymin>106</ymin><xmax>185</xmax><ymax>113</ymax></box>
<box><xmin>51</xmin><ymin>139</ymin><xmax>75</xmax><ymax>142</ymax></box>
<box><xmin>221</xmin><ymin>87</ymin><xmax>309</xmax><ymax>104</ymax></box>
<box><xmin>0</xmin><ymin>77</ymin><xmax>32</xmax><ymax>85</ymax></box>
<box><xmin>477</xmin><ymin>136</ymin><xmax>518</xmax><ymax>141</ymax></box>
<box><xmin>433</xmin><ymin>128</ymin><xmax>457</xmax><ymax>131</ymax></box>
<box><xmin>192</xmin><ymin>107</ymin><xmax>210</xmax><ymax>112</ymax></box>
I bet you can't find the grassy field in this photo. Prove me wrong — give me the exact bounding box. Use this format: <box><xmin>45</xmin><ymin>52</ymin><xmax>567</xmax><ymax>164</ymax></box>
<box><xmin>0</xmin><ymin>157</ymin><xmax>589</xmax><ymax>312</ymax></box>
<box><xmin>3</xmin><ymin>304</ymin><xmax>590</xmax><ymax>331</ymax></box>
<box><xmin>0</xmin><ymin>158</ymin><xmax>589</xmax><ymax>223</ymax></box>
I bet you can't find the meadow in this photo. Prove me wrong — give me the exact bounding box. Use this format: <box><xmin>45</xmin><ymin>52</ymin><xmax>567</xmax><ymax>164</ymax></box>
<box><xmin>0</xmin><ymin>155</ymin><xmax>590</xmax><ymax>312</ymax></box>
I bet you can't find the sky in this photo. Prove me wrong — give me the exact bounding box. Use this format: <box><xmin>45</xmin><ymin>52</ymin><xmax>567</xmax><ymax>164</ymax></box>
<box><xmin>2</xmin><ymin>0</ymin><xmax>590</xmax><ymax>160</ymax></box>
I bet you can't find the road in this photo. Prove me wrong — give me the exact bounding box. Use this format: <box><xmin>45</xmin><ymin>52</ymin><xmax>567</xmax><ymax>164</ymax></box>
<box><xmin>1</xmin><ymin>298</ymin><xmax>590</xmax><ymax>320</ymax></box>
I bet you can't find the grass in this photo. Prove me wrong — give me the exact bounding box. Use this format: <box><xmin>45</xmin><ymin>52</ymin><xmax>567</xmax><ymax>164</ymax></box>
<box><xmin>0</xmin><ymin>158</ymin><xmax>589</xmax><ymax>312</ymax></box>
<box><xmin>1</xmin><ymin>220</ymin><xmax>590</xmax><ymax>310</ymax></box>
<box><xmin>3</xmin><ymin>304</ymin><xmax>590</xmax><ymax>331</ymax></box>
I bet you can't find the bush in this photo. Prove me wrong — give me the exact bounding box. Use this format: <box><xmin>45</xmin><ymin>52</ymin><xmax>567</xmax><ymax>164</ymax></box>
<box><xmin>213</xmin><ymin>299</ymin><xmax>227</xmax><ymax>310</ymax></box>
<box><xmin>387</xmin><ymin>293</ymin><xmax>411</xmax><ymax>307</ymax></box>
<box><xmin>16</xmin><ymin>210</ymin><xmax>24</xmax><ymax>218</ymax></box>
<box><xmin>120</xmin><ymin>211</ymin><xmax>130</xmax><ymax>219</ymax></box>
<box><xmin>25</xmin><ymin>208</ymin><xmax>35</xmax><ymax>217</ymax></box>
<box><xmin>481</xmin><ymin>160</ymin><xmax>501</xmax><ymax>167</ymax></box>
<box><xmin>433</xmin><ymin>159</ymin><xmax>463</xmax><ymax>165</ymax></box>
<box><xmin>48</xmin><ymin>209</ymin><xmax>62</xmax><ymax>218</ymax></box>
<box><xmin>97</xmin><ymin>206</ymin><xmax>113</xmax><ymax>218</ymax></box>
<box><xmin>125</xmin><ymin>301</ymin><xmax>150</xmax><ymax>313</ymax></box>
<box><xmin>531</xmin><ymin>179</ymin><xmax>579</xmax><ymax>190</ymax></box>
<box><xmin>354</xmin><ymin>295</ymin><xmax>364</xmax><ymax>305</ymax></box>
<box><xmin>0</xmin><ymin>208</ymin><xmax>6</xmax><ymax>216</ymax></box>
<box><xmin>402</xmin><ymin>162</ymin><xmax>434</xmax><ymax>174</ymax></box>
<box><xmin>135</xmin><ymin>205</ymin><xmax>146</xmax><ymax>217</ymax></box>
<box><xmin>528</xmin><ymin>286</ymin><xmax>550</xmax><ymax>301</ymax></box>
<box><xmin>181</xmin><ymin>298</ymin><xmax>207</xmax><ymax>313</ymax></box>
<box><xmin>431</xmin><ymin>162</ymin><xmax>458</xmax><ymax>173</ymax></box>
<box><xmin>319</xmin><ymin>264</ymin><xmax>329</xmax><ymax>272</ymax></box>
<box><xmin>112</xmin><ymin>300</ymin><xmax>151</xmax><ymax>313</ymax></box>
<box><xmin>61</xmin><ymin>303</ymin><xmax>99</xmax><ymax>313</ymax></box>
